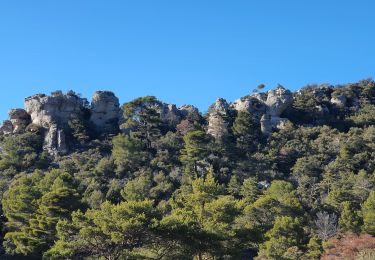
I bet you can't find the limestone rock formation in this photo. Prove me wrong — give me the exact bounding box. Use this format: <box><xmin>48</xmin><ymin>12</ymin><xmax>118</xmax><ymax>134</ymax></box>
<box><xmin>230</xmin><ymin>86</ymin><xmax>293</xmax><ymax>135</ymax></box>
<box><xmin>21</xmin><ymin>90</ymin><xmax>122</xmax><ymax>156</ymax></box>
<box><xmin>24</xmin><ymin>92</ymin><xmax>86</xmax><ymax>128</ymax></box>
<box><xmin>8</xmin><ymin>109</ymin><xmax>30</xmax><ymax>133</ymax></box>
<box><xmin>153</xmin><ymin>103</ymin><xmax>199</xmax><ymax>128</ymax></box>
<box><xmin>90</xmin><ymin>91</ymin><xmax>120</xmax><ymax>133</ymax></box>
<box><xmin>231</xmin><ymin>96</ymin><xmax>267</xmax><ymax>121</ymax></box>
<box><xmin>159</xmin><ymin>103</ymin><xmax>182</xmax><ymax>127</ymax></box>
<box><xmin>207</xmin><ymin>98</ymin><xmax>231</xmax><ymax>142</ymax></box>
<box><xmin>265</xmin><ymin>86</ymin><xmax>294</xmax><ymax>116</ymax></box>
<box><xmin>23</xmin><ymin>92</ymin><xmax>89</xmax><ymax>155</ymax></box>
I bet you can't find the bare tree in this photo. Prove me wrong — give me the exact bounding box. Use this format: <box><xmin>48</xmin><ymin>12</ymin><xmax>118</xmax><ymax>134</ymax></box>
<box><xmin>315</xmin><ymin>211</ymin><xmax>338</xmax><ymax>241</ymax></box>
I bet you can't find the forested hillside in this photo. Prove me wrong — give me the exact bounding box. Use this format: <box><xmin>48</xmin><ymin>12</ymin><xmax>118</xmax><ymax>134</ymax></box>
<box><xmin>0</xmin><ymin>80</ymin><xmax>375</xmax><ymax>259</ymax></box>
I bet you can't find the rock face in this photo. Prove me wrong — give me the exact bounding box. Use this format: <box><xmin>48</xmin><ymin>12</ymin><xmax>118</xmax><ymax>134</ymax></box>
<box><xmin>24</xmin><ymin>93</ymin><xmax>86</xmax><ymax>128</ymax></box>
<box><xmin>23</xmin><ymin>92</ymin><xmax>88</xmax><ymax>155</ymax></box>
<box><xmin>90</xmin><ymin>91</ymin><xmax>120</xmax><ymax>133</ymax></box>
<box><xmin>0</xmin><ymin>90</ymin><xmax>122</xmax><ymax>156</ymax></box>
<box><xmin>44</xmin><ymin>124</ymin><xmax>68</xmax><ymax>156</ymax></box>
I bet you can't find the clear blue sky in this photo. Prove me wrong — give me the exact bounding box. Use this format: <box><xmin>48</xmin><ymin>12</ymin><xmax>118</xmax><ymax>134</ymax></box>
<box><xmin>0</xmin><ymin>0</ymin><xmax>374</xmax><ymax>120</ymax></box>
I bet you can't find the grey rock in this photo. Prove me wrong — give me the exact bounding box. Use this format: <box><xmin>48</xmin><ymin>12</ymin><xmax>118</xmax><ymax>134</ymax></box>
<box><xmin>24</xmin><ymin>93</ymin><xmax>86</xmax><ymax>128</ymax></box>
<box><xmin>90</xmin><ymin>91</ymin><xmax>120</xmax><ymax>133</ymax></box>
<box><xmin>44</xmin><ymin>124</ymin><xmax>68</xmax><ymax>156</ymax></box>
<box><xmin>265</xmin><ymin>86</ymin><xmax>293</xmax><ymax>116</ymax></box>
<box><xmin>330</xmin><ymin>95</ymin><xmax>347</xmax><ymax>107</ymax></box>
<box><xmin>207</xmin><ymin>98</ymin><xmax>230</xmax><ymax>142</ymax></box>
<box><xmin>252</xmin><ymin>92</ymin><xmax>267</xmax><ymax>102</ymax></box>
<box><xmin>8</xmin><ymin>108</ymin><xmax>30</xmax><ymax>133</ymax></box>
<box><xmin>159</xmin><ymin>103</ymin><xmax>182</xmax><ymax>126</ymax></box>
<box><xmin>231</xmin><ymin>96</ymin><xmax>266</xmax><ymax>120</ymax></box>
<box><xmin>231</xmin><ymin>86</ymin><xmax>294</xmax><ymax>135</ymax></box>
<box><xmin>260</xmin><ymin>114</ymin><xmax>272</xmax><ymax>135</ymax></box>
<box><xmin>23</xmin><ymin>91</ymin><xmax>121</xmax><ymax>155</ymax></box>
<box><xmin>270</xmin><ymin>116</ymin><xmax>290</xmax><ymax>130</ymax></box>
<box><xmin>0</xmin><ymin>120</ymin><xmax>14</xmax><ymax>135</ymax></box>
<box><xmin>178</xmin><ymin>105</ymin><xmax>199</xmax><ymax>118</ymax></box>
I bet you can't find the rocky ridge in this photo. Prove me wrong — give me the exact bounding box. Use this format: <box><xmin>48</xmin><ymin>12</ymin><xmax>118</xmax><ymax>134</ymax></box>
<box><xmin>0</xmin><ymin>85</ymin><xmax>357</xmax><ymax>155</ymax></box>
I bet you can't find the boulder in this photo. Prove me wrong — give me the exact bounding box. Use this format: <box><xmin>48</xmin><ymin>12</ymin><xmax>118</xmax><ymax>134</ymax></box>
<box><xmin>265</xmin><ymin>86</ymin><xmax>293</xmax><ymax>116</ymax></box>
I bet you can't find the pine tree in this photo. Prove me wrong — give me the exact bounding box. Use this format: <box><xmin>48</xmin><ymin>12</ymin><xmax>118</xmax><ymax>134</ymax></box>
<box><xmin>121</xmin><ymin>96</ymin><xmax>162</xmax><ymax>148</ymax></box>
<box><xmin>3</xmin><ymin>172</ymin><xmax>81</xmax><ymax>257</ymax></box>
<box><xmin>339</xmin><ymin>201</ymin><xmax>361</xmax><ymax>233</ymax></box>
<box><xmin>258</xmin><ymin>216</ymin><xmax>303</xmax><ymax>259</ymax></box>
<box><xmin>180</xmin><ymin>130</ymin><xmax>211</xmax><ymax>175</ymax></box>
<box><xmin>232</xmin><ymin>111</ymin><xmax>261</xmax><ymax>157</ymax></box>
<box><xmin>362</xmin><ymin>191</ymin><xmax>375</xmax><ymax>235</ymax></box>
<box><xmin>240</xmin><ymin>177</ymin><xmax>260</xmax><ymax>204</ymax></box>
<box><xmin>45</xmin><ymin>200</ymin><xmax>161</xmax><ymax>259</ymax></box>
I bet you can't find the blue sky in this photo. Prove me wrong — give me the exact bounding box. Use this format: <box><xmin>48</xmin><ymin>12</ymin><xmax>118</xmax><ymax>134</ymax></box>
<box><xmin>0</xmin><ymin>0</ymin><xmax>374</xmax><ymax>120</ymax></box>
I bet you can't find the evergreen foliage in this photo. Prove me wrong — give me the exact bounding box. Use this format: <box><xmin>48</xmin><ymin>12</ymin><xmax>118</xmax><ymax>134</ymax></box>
<box><xmin>0</xmin><ymin>80</ymin><xmax>374</xmax><ymax>258</ymax></box>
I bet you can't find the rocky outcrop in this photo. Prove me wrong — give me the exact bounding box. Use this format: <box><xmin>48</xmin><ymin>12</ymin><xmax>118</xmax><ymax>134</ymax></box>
<box><xmin>207</xmin><ymin>98</ymin><xmax>231</xmax><ymax>142</ymax></box>
<box><xmin>159</xmin><ymin>104</ymin><xmax>182</xmax><ymax>127</ymax></box>
<box><xmin>8</xmin><ymin>109</ymin><xmax>31</xmax><ymax>133</ymax></box>
<box><xmin>13</xmin><ymin>91</ymin><xmax>122</xmax><ymax>155</ymax></box>
<box><xmin>207</xmin><ymin>86</ymin><xmax>294</xmax><ymax>138</ymax></box>
<box><xmin>230</xmin><ymin>96</ymin><xmax>267</xmax><ymax>121</ymax></box>
<box><xmin>0</xmin><ymin>86</ymin><xmax>297</xmax><ymax>155</ymax></box>
<box><xmin>265</xmin><ymin>86</ymin><xmax>293</xmax><ymax>116</ymax></box>
<box><xmin>260</xmin><ymin>86</ymin><xmax>293</xmax><ymax>134</ymax></box>
<box><xmin>24</xmin><ymin>93</ymin><xmax>86</xmax><ymax>128</ymax></box>
<box><xmin>0</xmin><ymin>120</ymin><xmax>14</xmax><ymax>135</ymax></box>
<box><xmin>231</xmin><ymin>86</ymin><xmax>293</xmax><ymax>135</ymax></box>
<box><xmin>178</xmin><ymin>105</ymin><xmax>199</xmax><ymax>118</ymax></box>
<box><xmin>90</xmin><ymin>91</ymin><xmax>120</xmax><ymax>133</ymax></box>
<box><xmin>23</xmin><ymin>92</ymin><xmax>88</xmax><ymax>155</ymax></box>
